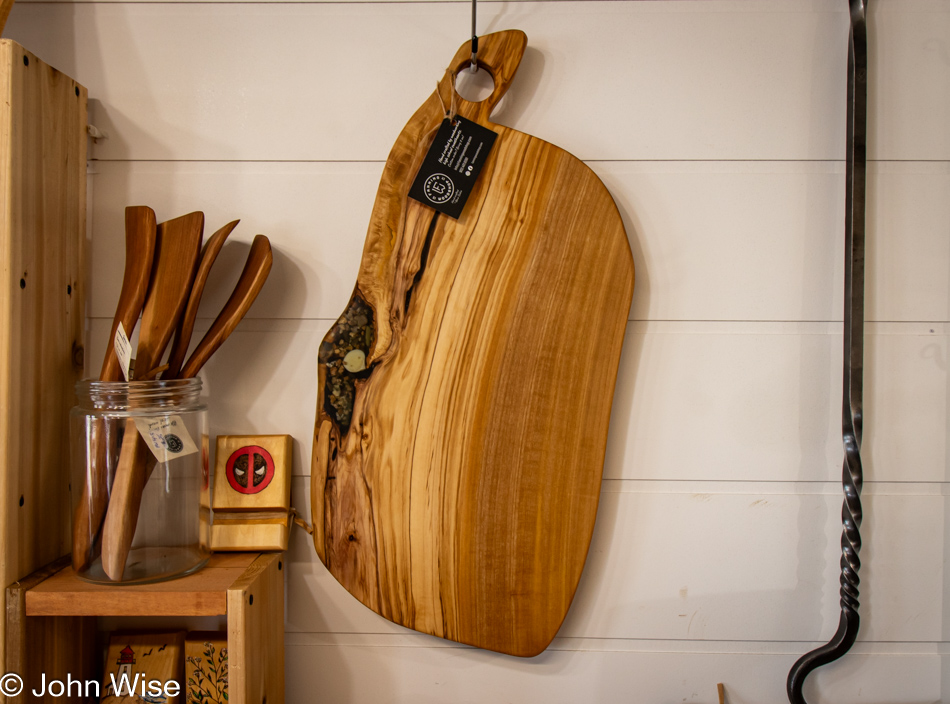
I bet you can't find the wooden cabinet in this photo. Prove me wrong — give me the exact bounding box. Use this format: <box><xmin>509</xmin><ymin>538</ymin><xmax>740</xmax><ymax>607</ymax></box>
<box><xmin>5</xmin><ymin>552</ymin><xmax>284</xmax><ymax>704</ymax></box>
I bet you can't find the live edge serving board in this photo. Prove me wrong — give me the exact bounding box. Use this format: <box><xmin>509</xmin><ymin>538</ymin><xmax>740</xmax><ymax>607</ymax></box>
<box><xmin>311</xmin><ymin>30</ymin><xmax>634</xmax><ymax>657</ymax></box>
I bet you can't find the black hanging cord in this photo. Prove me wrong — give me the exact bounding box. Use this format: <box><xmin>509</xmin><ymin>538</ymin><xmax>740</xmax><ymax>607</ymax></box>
<box><xmin>787</xmin><ymin>1</ymin><xmax>868</xmax><ymax>701</ymax></box>
<box><xmin>470</xmin><ymin>0</ymin><xmax>478</xmax><ymax>72</ymax></box>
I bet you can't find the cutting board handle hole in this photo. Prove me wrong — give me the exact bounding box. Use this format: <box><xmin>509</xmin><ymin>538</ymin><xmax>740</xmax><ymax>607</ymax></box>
<box><xmin>455</xmin><ymin>66</ymin><xmax>495</xmax><ymax>103</ymax></box>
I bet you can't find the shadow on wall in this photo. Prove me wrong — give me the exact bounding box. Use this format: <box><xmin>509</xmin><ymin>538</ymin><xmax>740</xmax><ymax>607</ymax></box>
<box><xmin>196</xmin><ymin>241</ymin><xmax>309</xmax><ymax>442</ymax></box>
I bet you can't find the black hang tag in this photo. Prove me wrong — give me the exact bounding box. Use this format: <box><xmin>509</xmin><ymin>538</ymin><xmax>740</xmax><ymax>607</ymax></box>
<box><xmin>408</xmin><ymin>116</ymin><xmax>498</xmax><ymax>219</ymax></box>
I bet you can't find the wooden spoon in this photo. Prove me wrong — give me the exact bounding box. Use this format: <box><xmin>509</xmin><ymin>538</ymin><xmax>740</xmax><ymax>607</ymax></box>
<box><xmin>71</xmin><ymin>206</ymin><xmax>157</xmax><ymax>572</ymax></box>
<box><xmin>100</xmin><ymin>212</ymin><xmax>204</xmax><ymax>580</ymax></box>
<box><xmin>103</xmin><ymin>233</ymin><xmax>272</xmax><ymax>581</ymax></box>
<box><xmin>164</xmin><ymin>219</ymin><xmax>239</xmax><ymax>378</ymax></box>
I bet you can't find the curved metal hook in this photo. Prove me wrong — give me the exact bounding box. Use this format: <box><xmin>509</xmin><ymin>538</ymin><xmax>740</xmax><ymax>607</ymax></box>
<box><xmin>787</xmin><ymin>1</ymin><xmax>868</xmax><ymax>701</ymax></box>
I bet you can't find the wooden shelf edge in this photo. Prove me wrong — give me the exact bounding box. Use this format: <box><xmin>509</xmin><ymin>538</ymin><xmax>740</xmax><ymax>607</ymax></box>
<box><xmin>17</xmin><ymin>552</ymin><xmax>263</xmax><ymax>618</ymax></box>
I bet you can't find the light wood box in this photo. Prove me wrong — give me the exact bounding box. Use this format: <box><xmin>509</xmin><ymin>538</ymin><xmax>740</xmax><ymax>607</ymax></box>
<box><xmin>0</xmin><ymin>40</ymin><xmax>86</xmax><ymax>672</ymax></box>
<box><xmin>212</xmin><ymin>435</ymin><xmax>292</xmax><ymax>551</ymax></box>
<box><xmin>5</xmin><ymin>553</ymin><xmax>284</xmax><ymax>704</ymax></box>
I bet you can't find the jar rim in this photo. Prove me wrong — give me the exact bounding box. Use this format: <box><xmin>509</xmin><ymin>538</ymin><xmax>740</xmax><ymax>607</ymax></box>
<box><xmin>74</xmin><ymin>377</ymin><xmax>204</xmax><ymax>411</ymax></box>
<box><xmin>77</xmin><ymin>377</ymin><xmax>202</xmax><ymax>392</ymax></box>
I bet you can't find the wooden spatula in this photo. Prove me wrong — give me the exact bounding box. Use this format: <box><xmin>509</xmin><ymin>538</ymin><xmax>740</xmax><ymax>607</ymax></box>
<box><xmin>180</xmin><ymin>234</ymin><xmax>272</xmax><ymax>379</ymax></box>
<box><xmin>102</xmin><ymin>232</ymin><xmax>271</xmax><ymax>581</ymax></box>
<box><xmin>165</xmin><ymin>220</ymin><xmax>239</xmax><ymax>378</ymax></box>
<box><xmin>100</xmin><ymin>212</ymin><xmax>204</xmax><ymax>580</ymax></box>
<box><xmin>71</xmin><ymin>206</ymin><xmax>157</xmax><ymax>572</ymax></box>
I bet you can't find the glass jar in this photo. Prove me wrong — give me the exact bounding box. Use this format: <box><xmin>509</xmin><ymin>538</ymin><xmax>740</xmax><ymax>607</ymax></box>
<box><xmin>70</xmin><ymin>378</ymin><xmax>210</xmax><ymax>584</ymax></box>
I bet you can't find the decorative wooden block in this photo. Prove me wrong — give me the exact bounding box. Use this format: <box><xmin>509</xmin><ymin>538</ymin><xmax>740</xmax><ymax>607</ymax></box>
<box><xmin>185</xmin><ymin>632</ymin><xmax>228</xmax><ymax>704</ymax></box>
<box><xmin>0</xmin><ymin>39</ymin><xmax>86</xmax><ymax>670</ymax></box>
<box><xmin>101</xmin><ymin>631</ymin><xmax>185</xmax><ymax>703</ymax></box>
<box><xmin>211</xmin><ymin>435</ymin><xmax>292</xmax><ymax>551</ymax></box>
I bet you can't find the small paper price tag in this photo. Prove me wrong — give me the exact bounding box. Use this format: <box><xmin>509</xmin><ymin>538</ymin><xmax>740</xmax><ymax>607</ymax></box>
<box><xmin>408</xmin><ymin>116</ymin><xmax>497</xmax><ymax>219</ymax></box>
<box><xmin>114</xmin><ymin>322</ymin><xmax>132</xmax><ymax>381</ymax></box>
<box><xmin>135</xmin><ymin>415</ymin><xmax>199</xmax><ymax>463</ymax></box>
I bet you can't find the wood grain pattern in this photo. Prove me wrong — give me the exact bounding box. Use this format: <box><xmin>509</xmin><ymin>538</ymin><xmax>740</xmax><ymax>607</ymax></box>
<box><xmin>211</xmin><ymin>434</ymin><xmax>292</xmax><ymax>551</ymax></box>
<box><xmin>5</xmin><ymin>556</ymin><xmax>97</xmax><ymax>704</ymax></box>
<box><xmin>226</xmin><ymin>554</ymin><xmax>284</xmax><ymax>704</ymax></box>
<box><xmin>311</xmin><ymin>30</ymin><xmax>633</xmax><ymax>657</ymax></box>
<box><xmin>166</xmin><ymin>219</ymin><xmax>238</xmax><ymax>379</ymax></box>
<box><xmin>8</xmin><ymin>553</ymin><xmax>280</xmax><ymax>704</ymax></box>
<box><xmin>0</xmin><ymin>39</ymin><xmax>86</xmax><ymax>673</ymax></box>
<box><xmin>211</xmin><ymin>516</ymin><xmax>289</xmax><ymax>552</ymax></box>
<box><xmin>24</xmin><ymin>553</ymin><xmax>256</xmax><ymax>617</ymax></box>
<box><xmin>102</xmin><ymin>206</ymin><xmax>158</xmax><ymax>382</ymax></box>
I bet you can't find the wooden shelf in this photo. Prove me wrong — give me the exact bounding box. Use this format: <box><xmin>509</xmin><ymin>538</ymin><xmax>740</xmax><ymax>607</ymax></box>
<box><xmin>25</xmin><ymin>552</ymin><xmax>259</xmax><ymax>617</ymax></box>
<box><xmin>6</xmin><ymin>552</ymin><xmax>285</xmax><ymax>704</ymax></box>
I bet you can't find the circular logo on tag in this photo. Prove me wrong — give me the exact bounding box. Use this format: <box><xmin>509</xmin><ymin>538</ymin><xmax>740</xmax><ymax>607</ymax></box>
<box><xmin>226</xmin><ymin>445</ymin><xmax>275</xmax><ymax>495</ymax></box>
<box><xmin>165</xmin><ymin>434</ymin><xmax>184</xmax><ymax>453</ymax></box>
<box><xmin>423</xmin><ymin>173</ymin><xmax>455</xmax><ymax>204</ymax></box>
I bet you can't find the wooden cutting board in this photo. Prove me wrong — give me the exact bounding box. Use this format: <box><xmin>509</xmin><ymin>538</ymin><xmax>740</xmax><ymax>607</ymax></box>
<box><xmin>311</xmin><ymin>30</ymin><xmax>634</xmax><ymax>657</ymax></box>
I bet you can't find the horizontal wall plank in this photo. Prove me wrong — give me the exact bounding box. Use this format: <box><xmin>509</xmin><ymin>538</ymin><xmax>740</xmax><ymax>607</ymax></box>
<box><xmin>611</xmin><ymin>321</ymin><xmax>949</xmax><ymax>484</ymax></box>
<box><xmin>88</xmin><ymin>161</ymin><xmax>378</xmax><ymax>324</ymax></box>
<box><xmin>870</xmin><ymin>0</ymin><xmax>950</xmax><ymax>163</ymax></box>
<box><xmin>6</xmin><ymin>2</ymin><xmax>944</xmax><ymax>161</ymax></box>
<box><xmin>283</xmin><ymin>641</ymin><xmax>942</xmax><ymax>704</ymax></box>
<box><xmin>85</xmin><ymin>319</ymin><xmax>948</xmax><ymax>484</ymax></box>
<box><xmin>88</xmin><ymin>160</ymin><xmax>949</xmax><ymax>324</ymax></box>
<box><xmin>286</xmin><ymin>632</ymin><xmax>950</xmax><ymax>653</ymax></box>
<box><xmin>285</xmin><ymin>476</ymin><xmax>950</xmax><ymax>644</ymax></box>
<box><xmin>1</xmin><ymin>2</ymin><xmax>847</xmax><ymax>162</ymax></box>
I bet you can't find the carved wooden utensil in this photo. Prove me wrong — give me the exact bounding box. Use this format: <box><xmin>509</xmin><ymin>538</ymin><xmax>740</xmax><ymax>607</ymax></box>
<box><xmin>178</xmin><ymin>234</ymin><xmax>273</xmax><ymax>379</ymax></box>
<box><xmin>102</xmin><ymin>232</ymin><xmax>272</xmax><ymax>580</ymax></box>
<box><xmin>101</xmin><ymin>211</ymin><xmax>204</xmax><ymax>580</ymax></box>
<box><xmin>72</xmin><ymin>205</ymin><xmax>157</xmax><ymax>572</ymax></box>
<box><xmin>311</xmin><ymin>30</ymin><xmax>634</xmax><ymax>657</ymax></box>
<box><xmin>165</xmin><ymin>219</ymin><xmax>240</xmax><ymax>378</ymax></box>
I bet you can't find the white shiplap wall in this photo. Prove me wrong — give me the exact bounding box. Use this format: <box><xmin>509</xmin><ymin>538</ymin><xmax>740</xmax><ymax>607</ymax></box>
<box><xmin>5</xmin><ymin>1</ymin><xmax>949</xmax><ymax>702</ymax></box>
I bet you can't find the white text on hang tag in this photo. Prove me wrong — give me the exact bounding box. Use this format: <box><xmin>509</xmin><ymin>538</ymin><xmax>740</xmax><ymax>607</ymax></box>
<box><xmin>135</xmin><ymin>415</ymin><xmax>199</xmax><ymax>463</ymax></box>
<box><xmin>114</xmin><ymin>322</ymin><xmax>133</xmax><ymax>381</ymax></box>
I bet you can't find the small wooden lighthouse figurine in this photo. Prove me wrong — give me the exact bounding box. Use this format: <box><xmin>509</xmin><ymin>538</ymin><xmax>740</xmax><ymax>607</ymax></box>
<box><xmin>211</xmin><ymin>435</ymin><xmax>293</xmax><ymax>551</ymax></box>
